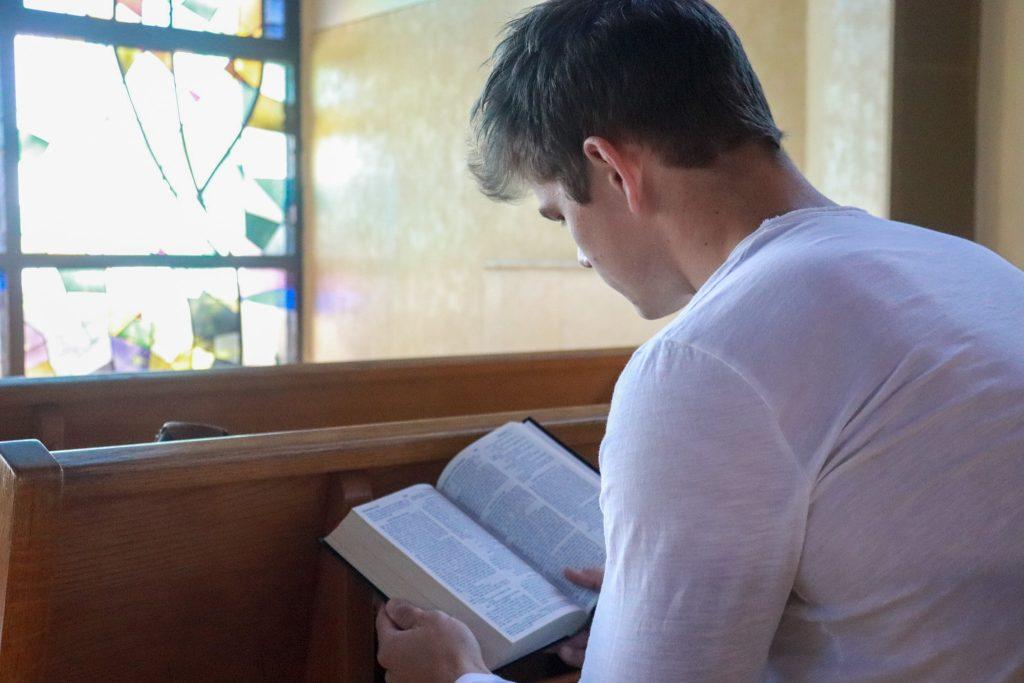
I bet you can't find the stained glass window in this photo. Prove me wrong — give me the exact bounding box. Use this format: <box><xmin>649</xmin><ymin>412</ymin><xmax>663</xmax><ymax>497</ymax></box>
<box><xmin>22</xmin><ymin>1</ymin><xmax>287</xmax><ymax>39</ymax></box>
<box><xmin>2</xmin><ymin>1</ymin><xmax>300</xmax><ymax>376</ymax></box>
<box><xmin>22</xmin><ymin>267</ymin><xmax>294</xmax><ymax>376</ymax></box>
<box><xmin>0</xmin><ymin>272</ymin><xmax>7</xmax><ymax>376</ymax></box>
<box><xmin>16</xmin><ymin>36</ymin><xmax>292</xmax><ymax>256</ymax></box>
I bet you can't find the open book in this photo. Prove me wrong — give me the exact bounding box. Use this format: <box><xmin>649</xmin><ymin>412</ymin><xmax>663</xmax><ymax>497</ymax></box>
<box><xmin>324</xmin><ymin>419</ymin><xmax>604</xmax><ymax>670</ymax></box>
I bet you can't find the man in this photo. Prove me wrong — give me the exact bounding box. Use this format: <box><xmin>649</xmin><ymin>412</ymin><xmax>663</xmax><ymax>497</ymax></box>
<box><xmin>376</xmin><ymin>1</ymin><xmax>1024</xmax><ymax>681</ymax></box>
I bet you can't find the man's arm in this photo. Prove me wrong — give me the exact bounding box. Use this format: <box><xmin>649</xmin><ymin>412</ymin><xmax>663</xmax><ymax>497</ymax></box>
<box><xmin>581</xmin><ymin>340</ymin><xmax>809</xmax><ymax>681</ymax></box>
<box><xmin>376</xmin><ymin>599</ymin><xmax>497</xmax><ymax>683</ymax></box>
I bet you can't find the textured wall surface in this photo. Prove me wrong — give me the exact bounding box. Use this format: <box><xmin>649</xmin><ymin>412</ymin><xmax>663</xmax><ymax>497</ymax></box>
<box><xmin>305</xmin><ymin>0</ymin><xmax>809</xmax><ymax>362</ymax></box>
<box><xmin>976</xmin><ymin>0</ymin><xmax>1024</xmax><ymax>269</ymax></box>
<box><xmin>805</xmin><ymin>0</ymin><xmax>894</xmax><ymax>218</ymax></box>
<box><xmin>314</xmin><ymin>0</ymin><xmax>435</xmax><ymax>28</ymax></box>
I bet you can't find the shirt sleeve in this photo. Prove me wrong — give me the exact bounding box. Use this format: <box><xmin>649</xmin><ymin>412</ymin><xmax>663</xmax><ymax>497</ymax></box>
<box><xmin>454</xmin><ymin>674</ymin><xmax>512</xmax><ymax>683</ymax></box>
<box><xmin>581</xmin><ymin>340</ymin><xmax>809</xmax><ymax>682</ymax></box>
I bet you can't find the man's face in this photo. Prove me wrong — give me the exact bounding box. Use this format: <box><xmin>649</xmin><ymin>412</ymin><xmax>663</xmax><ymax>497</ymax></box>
<box><xmin>531</xmin><ymin>177</ymin><xmax>682</xmax><ymax>320</ymax></box>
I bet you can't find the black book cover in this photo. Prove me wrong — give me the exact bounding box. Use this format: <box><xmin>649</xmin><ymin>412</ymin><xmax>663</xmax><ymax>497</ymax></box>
<box><xmin>522</xmin><ymin>417</ymin><xmax>600</xmax><ymax>475</ymax></box>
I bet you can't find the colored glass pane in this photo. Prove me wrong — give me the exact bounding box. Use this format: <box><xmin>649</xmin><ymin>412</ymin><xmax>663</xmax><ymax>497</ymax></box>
<box><xmin>0</xmin><ymin>271</ymin><xmax>7</xmax><ymax>377</ymax></box>
<box><xmin>23</xmin><ymin>0</ymin><xmax>113</xmax><ymax>19</ymax></box>
<box><xmin>239</xmin><ymin>268</ymin><xmax>294</xmax><ymax>367</ymax></box>
<box><xmin>173</xmin><ymin>0</ymin><xmax>263</xmax><ymax>37</ymax></box>
<box><xmin>15</xmin><ymin>35</ymin><xmax>293</xmax><ymax>256</ymax></box>
<box><xmin>22</xmin><ymin>267</ymin><xmax>294</xmax><ymax>377</ymax></box>
<box><xmin>262</xmin><ymin>0</ymin><xmax>285</xmax><ymax>39</ymax></box>
<box><xmin>23</xmin><ymin>1</ymin><xmax>279</xmax><ymax>38</ymax></box>
<box><xmin>114</xmin><ymin>0</ymin><xmax>171</xmax><ymax>26</ymax></box>
<box><xmin>0</xmin><ymin>48</ymin><xmax>6</xmax><ymax>254</ymax></box>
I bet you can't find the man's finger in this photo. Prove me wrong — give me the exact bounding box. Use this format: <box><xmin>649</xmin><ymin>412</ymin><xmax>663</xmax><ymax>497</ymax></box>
<box><xmin>385</xmin><ymin>598</ymin><xmax>426</xmax><ymax>630</ymax></box>
<box><xmin>563</xmin><ymin>629</ymin><xmax>589</xmax><ymax>649</ymax></box>
<box><xmin>376</xmin><ymin>603</ymin><xmax>401</xmax><ymax>639</ymax></box>
<box><xmin>558</xmin><ymin>642</ymin><xmax>587</xmax><ymax>668</ymax></box>
<box><xmin>564</xmin><ymin>567</ymin><xmax>603</xmax><ymax>591</ymax></box>
<box><xmin>544</xmin><ymin>627</ymin><xmax>588</xmax><ymax>655</ymax></box>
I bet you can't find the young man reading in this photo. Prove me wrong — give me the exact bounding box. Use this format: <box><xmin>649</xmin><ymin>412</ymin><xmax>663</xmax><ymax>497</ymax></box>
<box><xmin>375</xmin><ymin>1</ymin><xmax>1024</xmax><ymax>681</ymax></box>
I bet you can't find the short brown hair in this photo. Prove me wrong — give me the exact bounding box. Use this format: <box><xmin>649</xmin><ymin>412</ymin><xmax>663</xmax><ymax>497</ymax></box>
<box><xmin>470</xmin><ymin>0</ymin><xmax>782</xmax><ymax>203</ymax></box>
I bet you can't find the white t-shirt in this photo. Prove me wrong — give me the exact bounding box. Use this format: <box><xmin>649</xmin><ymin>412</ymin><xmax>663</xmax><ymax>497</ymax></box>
<box><xmin>458</xmin><ymin>206</ymin><xmax>1024</xmax><ymax>683</ymax></box>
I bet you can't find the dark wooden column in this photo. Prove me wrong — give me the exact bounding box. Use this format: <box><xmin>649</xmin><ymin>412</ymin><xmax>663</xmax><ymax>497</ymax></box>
<box><xmin>889</xmin><ymin>0</ymin><xmax>981</xmax><ymax>239</ymax></box>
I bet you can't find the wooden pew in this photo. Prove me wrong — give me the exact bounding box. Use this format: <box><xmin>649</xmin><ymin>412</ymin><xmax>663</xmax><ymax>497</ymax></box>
<box><xmin>0</xmin><ymin>404</ymin><xmax>608</xmax><ymax>682</ymax></box>
<box><xmin>0</xmin><ymin>349</ymin><xmax>630</xmax><ymax>450</ymax></box>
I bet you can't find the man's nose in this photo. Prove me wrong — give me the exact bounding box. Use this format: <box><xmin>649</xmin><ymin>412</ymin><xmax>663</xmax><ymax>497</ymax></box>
<box><xmin>578</xmin><ymin>248</ymin><xmax>592</xmax><ymax>269</ymax></box>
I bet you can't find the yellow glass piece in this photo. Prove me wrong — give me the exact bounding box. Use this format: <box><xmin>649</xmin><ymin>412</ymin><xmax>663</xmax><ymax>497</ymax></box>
<box><xmin>227</xmin><ymin>58</ymin><xmax>263</xmax><ymax>89</ymax></box>
<box><xmin>148</xmin><ymin>352</ymin><xmax>173</xmax><ymax>371</ymax></box>
<box><xmin>116</xmin><ymin>47</ymin><xmax>173</xmax><ymax>74</ymax></box>
<box><xmin>249</xmin><ymin>94</ymin><xmax>285</xmax><ymax>132</ymax></box>
<box><xmin>155</xmin><ymin>51</ymin><xmax>174</xmax><ymax>71</ymax></box>
<box><xmin>115</xmin><ymin>46</ymin><xmax>142</xmax><ymax>73</ymax></box>
<box><xmin>240</xmin><ymin>0</ymin><xmax>263</xmax><ymax>38</ymax></box>
<box><xmin>27</xmin><ymin>360</ymin><xmax>56</xmax><ymax>378</ymax></box>
<box><xmin>190</xmin><ymin>346</ymin><xmax>215</xmax><ymax>369</ymax></box>
<box><xmin>170</xmin><ymin>351</ymin><xmax>193</xmax><ymax>370</ymax></box>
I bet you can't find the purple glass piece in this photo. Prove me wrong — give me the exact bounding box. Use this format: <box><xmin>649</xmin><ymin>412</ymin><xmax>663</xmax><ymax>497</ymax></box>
<box><xmin>24</xmin><ymin>323</ymin><xmax>49</xmax><ymax>369</ymax></box>
<box><xmin>111</xmin><ymin>336</ymin><xmax>152</xmax><ymax>373</ymax></box>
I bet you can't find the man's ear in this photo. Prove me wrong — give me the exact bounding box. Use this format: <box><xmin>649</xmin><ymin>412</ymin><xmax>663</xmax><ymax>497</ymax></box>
<box><xmin>582</xmin><ymin>136</ymin><xmax>643</xmax><ymax>214</ymax></box>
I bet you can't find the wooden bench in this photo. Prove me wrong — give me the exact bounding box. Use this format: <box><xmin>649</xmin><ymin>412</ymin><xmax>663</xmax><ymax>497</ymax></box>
<box><xmin>0</xmin><ymin>404</ymin><xmax>607</xmax><ymax>681</ymax></box>
<box><xmin>0</xmin><ymin>349</ymin><xmax>630</xmax><ymax>450</ymax></box>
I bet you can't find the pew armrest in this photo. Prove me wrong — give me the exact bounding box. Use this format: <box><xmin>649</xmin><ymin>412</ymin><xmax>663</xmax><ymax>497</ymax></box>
<box><xmin>0</xmin><ymin>440</ymin><xmax>63</xmax><ymax>682</ymax></box>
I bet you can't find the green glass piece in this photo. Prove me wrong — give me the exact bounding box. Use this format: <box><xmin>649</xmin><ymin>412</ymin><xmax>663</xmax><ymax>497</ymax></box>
<box><xmin>181</xmin><ymin>0</ymin><xmax>217</xmax><ymax>21</ymax></box>
<box><xmin>116</xmin><ymin>317</ymin><xmax>154</xmax><ymax>348</ymax></box>
<box><xmin>20</xmin><ymin>134</ymin><xmax>50</xmax><ymax>158</ymax></box>
<box><xmin>188</xmin><ymin>291</ymin><xmax>240</xmax><ymax>351</ymax></box>
<box><xmin>256</xmin><ymin>178</ymin><xmax>286</xmax><ymax>207</ymax></box>
<box><xmin>212</xmin><ymin>332</ymin><xmax>241</xmax><ymax>363</ymax></box>
<box><xmin>60</xmin><ymin>269</ymin><xmax>106</xmax><ymax>293</ymax></box>
<box><xmin>241</xmin><ymin>82</ymin><xmax>260</xmax><ymax>119</ymax></box>
<box><xmin>245</xmin><ymin>288</ymin><xmax>288</xmax><ymax>308</ymax></box>
<box><xmin>246</xmin><ymin>213</ymin><xmax>279</xmax><ymax>250</ymax></box>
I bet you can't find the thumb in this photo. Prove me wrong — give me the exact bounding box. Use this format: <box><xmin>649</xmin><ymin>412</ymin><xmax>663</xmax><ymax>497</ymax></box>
<box><xmin>564</xmin><ymin>567</ymin><xmax>603</xmax><ymax>591</ymax></box>
<box><xmin>385</xmin><ymin>598</ymin><xmax>425</xmax><ymax>630</ymax></box>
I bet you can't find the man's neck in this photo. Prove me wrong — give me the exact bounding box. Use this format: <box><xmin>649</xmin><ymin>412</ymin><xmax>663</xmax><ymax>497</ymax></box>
<box><xmin>658</xmin><ymin>146</ymin><xmax>835</xmax><ymax>293</ymax></box>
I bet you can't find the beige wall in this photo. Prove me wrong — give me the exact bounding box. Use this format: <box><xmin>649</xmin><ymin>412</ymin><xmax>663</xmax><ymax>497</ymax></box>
<box><xmin>976</xmin><ymin>0</ymin><xmax>1024</xmax><ymax>269</ymax></box>
<box><xmin>314</xmin><ymin>0</ymin><xmax>434</xmax><ymax>27</ymax></box>
<box><xmin>805</xmin><ymin>0</ymin><xmax>893</xmax><ymax>217</ymax></box>
<box><xmin>301</xmin><ymin>0</ymin><xmax>1021</xmax><ymax>364</ymax></box>
<box><xmin>305</xmin><ymin>0</ymin><xmax>809</xmax><ymax>362</ymax></box>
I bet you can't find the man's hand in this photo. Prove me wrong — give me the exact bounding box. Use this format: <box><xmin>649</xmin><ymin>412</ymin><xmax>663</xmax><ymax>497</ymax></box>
<box><xmin>376</xmin><ymin>598</ymin><xmax>490</xmax><ymax>683</ymax></box>
<box><xmin>553</xmin><ymin>567</ymin><xmax>604</xmax><ymax>668</ymax></box>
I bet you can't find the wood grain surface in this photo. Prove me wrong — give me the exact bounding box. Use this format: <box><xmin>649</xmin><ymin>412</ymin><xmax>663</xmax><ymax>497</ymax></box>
<box><xmin>0</xmin><ymin>405</ymin><xmax>608</xmax><ymax>682</ymax></box>
<box><xmin>0</xmin><ymin>349</ymin><xmax>630</xmax><ymax>450</ymax></box>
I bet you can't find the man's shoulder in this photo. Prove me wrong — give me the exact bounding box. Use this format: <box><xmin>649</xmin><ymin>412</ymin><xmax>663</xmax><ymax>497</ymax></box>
<box><xmin>658</xmin><ymin>209</ymin><xmax>1004</xmax><ymax>362</ymax></box>
<box><xmin>618</xmin><ymin>210</ymin><xmax>1005</xmax><ymax>415</ymax></box>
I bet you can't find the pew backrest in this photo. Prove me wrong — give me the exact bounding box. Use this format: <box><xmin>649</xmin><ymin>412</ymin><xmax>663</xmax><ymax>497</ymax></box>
<box><xmin>0</xmin><ymin>349</ymin><xmax>630</xmax><ymax>450</ymax></box>
<box><xmin>0</xmin><ymin>405</ymin><xmax>608</xmax><ymax>682</ymax></box>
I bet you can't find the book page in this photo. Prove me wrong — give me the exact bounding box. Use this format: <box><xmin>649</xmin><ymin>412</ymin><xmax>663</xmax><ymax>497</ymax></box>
<box><xmin>437</xmin><ymin>422</ymin><xmax>604</xmax><ymax>608</ymax></box>
<box><xmin>354</xmin><ymin>484</ymin><xmax>581</xmax><ymax>641</ymax></box>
